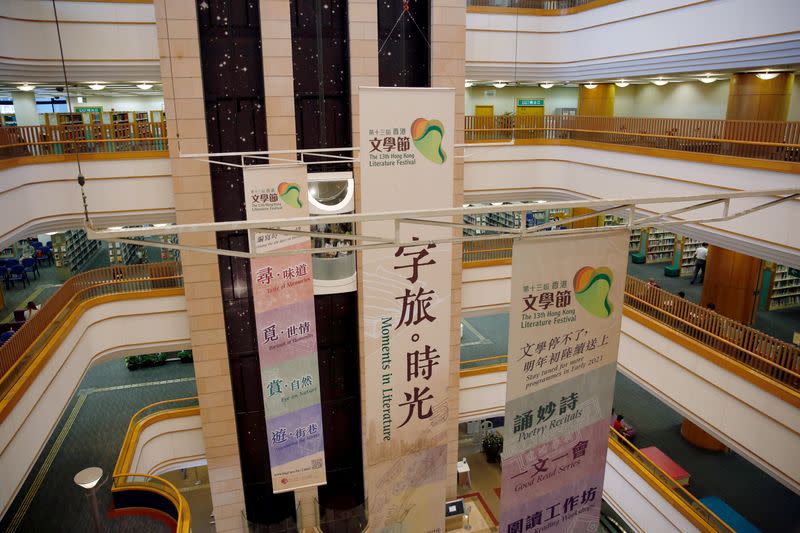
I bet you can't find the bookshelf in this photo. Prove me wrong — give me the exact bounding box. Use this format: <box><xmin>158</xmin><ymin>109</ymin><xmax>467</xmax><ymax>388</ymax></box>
<box><xmin>645</xmin><ymin>229</ymin><xmax>676</xmax><ymax>263</ymax></box>
<box><xmin>629</xmin><ymin>229</ymin><xmax>642</xmax><ymax>252</ymax></box>
<box><xmin>51</xmin><ymin>229</ymin><xmax>102</xmax><ymax>277</ymax></box>
<box><xmin>107</xmin><ymin>241</ymin><xmax>139</xmax><ymax>264</ymax></box>
<box><xmin>678</xmin><ymin>237</ymin><xmax>703</xmax><ymax>276</ymax></box>
<box><xmin>1</xmin><ymin>113</ymin><xmax>17</xmax><ymax>127</ymax></box>
<box><xmin>769</xmin><ymin>265</ymin><xmax>800</xmax><ymax>310</ymax></box>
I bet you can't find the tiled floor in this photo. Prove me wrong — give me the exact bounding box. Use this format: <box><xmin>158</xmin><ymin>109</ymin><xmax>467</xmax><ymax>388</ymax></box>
<box><xmin>161</xmin><ymin>467</ymin><xmax>216</xmax><ymax>533</ymax></box>
<box><xmin>0</xmin><ymin>358</ymin><xmax>198</xmax><ymax>533</ymax></box>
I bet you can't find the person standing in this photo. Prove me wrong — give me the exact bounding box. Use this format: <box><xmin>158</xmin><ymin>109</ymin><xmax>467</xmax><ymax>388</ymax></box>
<box><xmin>691</xmin><ymin>242</ymin><xmax>708</xmax><ymax>284</ymax></box>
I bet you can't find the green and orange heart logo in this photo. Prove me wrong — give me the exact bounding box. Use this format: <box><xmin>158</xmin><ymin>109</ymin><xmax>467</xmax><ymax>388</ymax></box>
<box><xmin>573</xmin><ymin>266</ymin><xmax>614</xmax><ymax>318</ymax></box>
<box><xmin>410</xmin><ymin>118</ymin><xmax>446</xmax><ymax>164</ymax></box>
<box><xmin>278</xmin><ymin>182</ymin><xmax>303</xmax><ymax>208</ymax></box>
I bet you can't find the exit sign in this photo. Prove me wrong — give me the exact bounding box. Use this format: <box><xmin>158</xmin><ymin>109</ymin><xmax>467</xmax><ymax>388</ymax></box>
<box><xmin>517</xmin><ymin>99</ymin><xmax>544</xmax><ymax>107</ymax></box>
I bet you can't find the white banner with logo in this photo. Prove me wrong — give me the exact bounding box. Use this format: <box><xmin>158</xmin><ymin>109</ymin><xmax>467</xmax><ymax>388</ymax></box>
<box><xmin>360</xmin><ymin>87</ymin><xmax>455</xmax><ymax>533</ymax></box>
<box><xmin>500</xmin><ymin>230</ymin><xmax>629</xmax><ymax>533</ymax></box>
<box><xmin>244</xmin><ymin>164</ymin><xmax>327</xmax><ymax>493</ymax></box>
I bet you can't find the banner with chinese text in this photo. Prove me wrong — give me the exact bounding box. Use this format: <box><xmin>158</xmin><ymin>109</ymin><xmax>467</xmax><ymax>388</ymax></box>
<box><xmin>500</xmin><ymin>230</ymin><xmax>629</xmax><ymax>533</ymax></box>
<box><xmin>360</xmin><ymin>87</ymin><xmax>455</xmax><ymax>533</ymax></box>
<box><xmin>244</xmin><ymin>164</ymin><xmax>327</xmax><ymax>493</ymax></box>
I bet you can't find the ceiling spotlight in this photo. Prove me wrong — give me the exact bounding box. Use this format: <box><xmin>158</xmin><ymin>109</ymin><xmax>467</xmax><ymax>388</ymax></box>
<box><xmin>88</xmin><ymin>83</ymin><xmax>106</xmax><ymax>91</ymax></box>
<box><xmin>652</xmin><ymin>78</ymin><xmax>669</xmax><ymax>86</ymax></box>
<box><xmin>756</xmin><ymin>71</ymin><xmax>779</xmax><ymax>80</ymax></box>
<box><xmin>465</xmin><ymin>81</ymin><xmax>474</xmax><ymax>88</ymax></box>
<box><xmin>583</xmin><ymin>83</ymin><xmax>598</xmax><ymax>89</ymax></box>
<box><xmin>539</xmin><ymin>82</ymin><xmax>554</xmax><ymax>89</ymax></box>
<box><xmin>493</xmin><ymin>82</ymin><xmax>507</xmax><ymax>89</ymax></box>
<box><xmin>614</xmin><ymin>80</ymin><xmax>629</xmax><ymax>88</ymax></box>
<box><xmin>18</xmin><ymin>83</ymin><xmax>36</xmax><ymax>91</ymax></box>
<box><xmin>699</xmin><ymin>75</ymin><xmax>716</xmax><ymax>84</ymax></box>
<box><xmin>137</xmin><ymin>83</ymin><xmax>153</xmax><ymax>90</ymax></box>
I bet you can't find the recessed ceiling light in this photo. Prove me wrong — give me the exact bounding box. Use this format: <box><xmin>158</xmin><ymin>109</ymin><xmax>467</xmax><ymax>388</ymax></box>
<box><xmin>493</xmin><ymin>82</ymin><xmax>507</xmax><ymax>89</ymax></box>
<box><xmin>583</xmin><ymin>83</ymin><xmax>598</xmax><ymax>89</ymax></box>
<box><xmin>536</xmin><ymin>200</ymin><xmax>547</xmax><ymax>204</ymax></box>
<box><xmin>699</xmin><ymin>75</ymin><xmax>716</xmax><ymax>84</ymax></box>
<box><xmin>18</xmin><ymin>83</ymin><xmax>35</xmax><ymax>91</ymax></box>
<box><xmin>539</xmin><ymin>82</ymin><xmax>554</xmax><ymax>89</ymax></box>
<box><xmin>465</xmin><ymin>81</ymin><xmax>473</xmax><ymax>88</ymax></box>
<box><xmin>88</xmin><ymin>83</ymin><xmax>106</xmax><ymax>91</ymax></box>
<box><xmin>137</xmin><ymin>83</ymin><xmax>154</xmax><ymax>90</ymax></box>
<box><xmin>652</xmin><ymin>78</ymin><xmax>669</xmax><ymax>86</ymax></box>
<box><xmin>756</xmin><ymin>71</ymin><xmax>779</xmax><ymax>80</ymax></box>
<box><xmin>614</xmin><ymin>80</ymin><xmax>629</xmax><ymax>88</ymax></box>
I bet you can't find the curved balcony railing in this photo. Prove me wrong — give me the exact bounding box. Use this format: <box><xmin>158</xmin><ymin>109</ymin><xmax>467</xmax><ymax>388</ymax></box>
<box><xmin>114</xmin><ymin>396</ymin><xmax>201</xmax><ymax>477</ymax></box>
<box><xmin>467</xmin><ymin>0</ymin><xmax>622</xmax><ymax>13</ymax></box>
<box><xmin>0</xmin><ymin>262</ymin><xmax>183</xmax><ymax>406</ymax></box>
<box><xmin>0</xmin><ymin>122</ymin><xmax>167</xmax><ymax>160</ymax></box>
<box><xmin>462</xmin><ymin>240</ymin><xmax>800</xmax><ymax>390</ymax></box>
<box><xmin>607</xmin><ymin>427</ymin><xmax>735</xmax><ymax>533</ymax></box>
<box><xmin>465</xmin><ymin>115</ymin><xmax>800</xmax><ymax>163</ymax></box>
<box><xmin>112</xmin><ymin>397</ymin><xmax>198</xmax><ymax>533</ymax></box>
<box><xmin>111</xmin><ymin>473</ymin><xmax>191</xmax><ymax>533</ymax></box>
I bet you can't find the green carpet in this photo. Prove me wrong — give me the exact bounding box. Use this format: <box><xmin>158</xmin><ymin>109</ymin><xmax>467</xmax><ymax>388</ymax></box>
<box><xmin>0</xmin><ymin>358</ymin><xmax>197</xmax><ymax>533</ymax></box>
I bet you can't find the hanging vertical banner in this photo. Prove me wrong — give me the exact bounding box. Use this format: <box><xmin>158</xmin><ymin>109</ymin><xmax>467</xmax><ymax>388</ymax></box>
<box><xmin>244</xmin><ymin>164</ymin><xmax>327</xmax><ymax>493</ymax></box>
<box><xmin>500</xmin><ymin>230</ymin><xmax>629</xmax><ymax>533</ymax></box>
<box><xmin>360</xmin><ymin>87</ymin><xmax>455</xmax><ymax>533</ymax></box>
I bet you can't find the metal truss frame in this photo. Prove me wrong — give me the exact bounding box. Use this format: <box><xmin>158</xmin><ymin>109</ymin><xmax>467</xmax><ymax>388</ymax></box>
<box><xmin>87</xmin><ymin>186</ymin><xmax>800</xmax><ymax>259</ymax></box>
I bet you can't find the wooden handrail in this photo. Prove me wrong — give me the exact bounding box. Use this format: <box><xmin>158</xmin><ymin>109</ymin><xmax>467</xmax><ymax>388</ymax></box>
<box><xmin>607</xmin><ymin>427</ymin><xmax>735</xmax><ymax>532</ymax></box>
<box><xmin>112</xmin><ymin>473</ymin><xmax>191</xmax><ymax>533</ymax></box>
<box><xmin>0</xmin><ymin>121</ymin><xmax>167</xmax><ymax>159</ymax></box>
<box><xmin>464</xmin><ymin>115</ymin><xmax>800</xmax><ymax>163</ymax></box>
<box><xmin>462</xmin><ymin>243</ymin><xmax>800</xmax><ymax>389</ymax></box>
<box><xmin>466</xmin><ymin>0</ymin><xmax>623</xmax><ymax>15</ymax></box>
<box><xmin>112</xmin><ymin>397</ymin><xmax>198</xmax><ymax>533</ymax></box>
<box><xmin>0</xmin><ymin>262</ymin><xmax>182</xmax><ymax>385</ymax></box>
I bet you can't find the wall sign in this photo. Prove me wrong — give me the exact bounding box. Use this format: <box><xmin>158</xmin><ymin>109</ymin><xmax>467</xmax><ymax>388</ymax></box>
<box><xmin>244</xmin><ymin>164</ymin><xmax>327</xmax><ymax>493</ymax></box>
<box><xmin>360</xmin><ymin>87</ymin><xmax>455</xmax><ymax>533</ymax></box>
<box><xmin>500</xmin><ymin>230</ymin><xmax>629</xmax><ymax>533</ymax></box>
<box><xmin>517</xmin><ymin>99</ymin><xmax>544</xmax><ymax>107</ymax></box>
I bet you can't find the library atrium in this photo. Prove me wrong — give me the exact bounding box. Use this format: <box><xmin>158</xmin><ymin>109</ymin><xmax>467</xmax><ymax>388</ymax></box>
<box><xmin>0</xmin><ymin>0</ymin><xmax>799</xmax><ymax>532</ymax></box>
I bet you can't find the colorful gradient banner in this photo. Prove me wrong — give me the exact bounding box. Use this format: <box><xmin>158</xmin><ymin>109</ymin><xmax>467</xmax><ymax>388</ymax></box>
<box><xmin>244</xmin><ymin>164</ymin><xmax>326</xmax><ymax>493</ymax></box>
<box><xmin>500</xmin><ymin>230</ymin><xmax>629</xmax><ymax>533</ymax></box>
<box><xmin>359</xmin><ymin>87</ymin><xmax>455</xmax><ymax>533</ymax></box>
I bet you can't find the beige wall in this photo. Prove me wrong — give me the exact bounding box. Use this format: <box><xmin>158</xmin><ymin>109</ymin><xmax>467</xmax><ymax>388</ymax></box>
<box><xmin>67</xmin><ymin>95</ymin><xmax>165</xmax><ymax>113</ymax></box>
<box><xmin>623</xmin><ymin>80</ymin><xmax>730</xmax><ymax>118</ymax></box>
<box><xmin>465</xmin><ymin>79</ymin><xmax>767</xmax><ymax>120</ymax></box>
<box><xmin>465</xmin><ymin>85</ymin><xmax>578</xmax><ymax>115</ymax></box>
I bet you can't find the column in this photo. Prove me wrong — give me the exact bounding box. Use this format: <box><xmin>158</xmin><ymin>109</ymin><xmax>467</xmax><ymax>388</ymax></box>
<box><xmin>12</xmin><ymin>91</ymin><xmax>38</xmax><ymax>126</ymax></box>
<box><xmin>577</xmin><ymin>83</ymin><xmax>615</xmax><ymax>116</ymax></box>
<box><xmin>700</xmin><ymin>245</ymin><xmax>762</xmax><ymax>325</ymax></box>
<box><xmin>154</xmin><ymin>2</ymin><xmax>246</xmax><ymax>531</ymax></box>
<box><xmin>348</xmin><ymin>0</ymin><xmax>379</xmax><ymax>500</ymax></box>
<box><xmin>432</xmin><ymin>0</ymin><xmax>465</xmax><ymax>500</ymax></box>
<box><xmin>726</xmin><ymin>72</ymin><xmax>794</xmax><ymax>121</ymax></box>
<box><xmin>260</xmin><ymin>0</ymin><xmax>297</xmax><ymax>152</ymax></box>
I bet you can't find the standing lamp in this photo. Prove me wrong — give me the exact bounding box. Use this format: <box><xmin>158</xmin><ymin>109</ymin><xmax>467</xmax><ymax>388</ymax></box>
<box><xmin>74</xmin><ymin>467</ymin><xmax>104</xmax><ymax>533</ymax></box>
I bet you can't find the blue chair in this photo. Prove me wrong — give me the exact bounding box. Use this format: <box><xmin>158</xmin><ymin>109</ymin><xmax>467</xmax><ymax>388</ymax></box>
<box><xmin>0</xmin><ymin>266</ymin><xmax>9</xmax><ymax>290</ymax></box>
<box><xmin>22</xmin><ymin>257</ymin><xmax>38</xmax><ymax>279</ymax></box>
<box><xmin>36</xmin><ymin>248</ymin><xmax>53</xmax><ymax>268</ymax></box>
<box><xmin>31</xmin><ymin>242</ymin><xmax>43</xmax><ymax>250</ymax></box>
<box><xmin>5</xmin><ymin>258</ymin><xmax>20</xmax><ymax>268</ymax></box>
<box><xmin>0</xmin><ymin>331</ymin><xmax>13</xmax><ymax>346</ymax></box>
<box><xmin>46</xmin><ymin>241</ymin><xmax>53</xmax><ymax>248</ymax></box>
<box><xmin>8</xmin><ymin>265</ymin><xmax>28</xmax><ymax>288</ymax></box>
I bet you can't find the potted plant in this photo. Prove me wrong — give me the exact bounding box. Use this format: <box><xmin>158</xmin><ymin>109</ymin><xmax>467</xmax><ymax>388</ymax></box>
<box><xmin>178</xmin><ymin>350</ymin><xmax>193</xmax><ymax>364</ymax></box>
<box><xmin>482</xmin><ymin>431</ymin><xmax>503</xmax><ymax>463</ymax></box>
